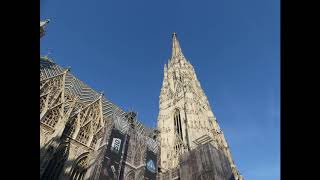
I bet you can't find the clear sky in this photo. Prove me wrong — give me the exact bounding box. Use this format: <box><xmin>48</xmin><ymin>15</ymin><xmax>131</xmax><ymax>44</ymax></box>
<box><xmin>41</xmin><ymin>0</ymin><xmax>280</xmax><ymax>179</ymax></box>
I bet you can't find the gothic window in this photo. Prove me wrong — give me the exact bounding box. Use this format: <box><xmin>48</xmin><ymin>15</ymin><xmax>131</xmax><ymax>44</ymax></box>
<box><xmin>40</xmin><ymin>96</ymin><xmax>46</xmax><ymax>113</ymax></box>
<box><xmin>76</xmin><ymin>123</ymin><xmax>91</xmax><ymax>145</ymax></box>
<box><xmin>90</xmin><ymin>135</ymin><xmax>98</xmax><ymax>149</ymax></box>
<box><xmin>41</xmin><ymin>143</ymin><xmax>69</xmax><ymax>180</ymax></box>
<box><xmin>40</xmin><ymin>82</ymin><xmax>50</xmax><ymax>96</ymax></box>
<box><xmin>79</xmin><ymin>111</ymin><xmax>86</xmax><ymax>124</ymax></box>
<box><xmin>41</xmin><ymin>111</ymin><xmax>53</xmax><ymax>124</ymax></box>
<box><xmin>174</xmin><ymin>109</ymin><xmax>183</xmax><ymax>140</ymax></box>
<box><xmin>41</xmin><ymin>107</ymin><xmax>61</xmax><ymax>128</ymax></box>
<box><xmin>92</xmin><ymin>120</ymin><xmax>98</xmax><ymax>131</ymax></box>
<box><xmin>69</xmin><ymin>154</ymin><xmax>89</xmax><ymax>180</ymax></box>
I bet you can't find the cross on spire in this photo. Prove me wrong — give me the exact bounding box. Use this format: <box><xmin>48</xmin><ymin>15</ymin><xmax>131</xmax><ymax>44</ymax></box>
<box><xmin>171</xmin><ymin>32</ymin><xmax>184</xmax><ymax>59</ymax></box>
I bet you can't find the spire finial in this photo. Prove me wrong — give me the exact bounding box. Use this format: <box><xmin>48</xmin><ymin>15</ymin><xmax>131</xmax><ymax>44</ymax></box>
<box><xmin>66</xmin><ymin>66</ymin><xmax>71</xmax><ymax>72</ymax></box>
<box><xmin>40</xmin><ymin>19</ymin><xmax>50</xmax><ymax>38</ymax></box>
<box><xmin>171</xmin><ymin>32</ymin><xmax>184</xmax><ymax>59</ymax></box>
<box><xmin>40</xmin><ymin>19</ymin><xmax>50</xmax><ymax>27</ymax></box>
<box><xmin>173</xmin><ymin>32</ymin><xmax>177</xmax><ymax>37</ymax></box>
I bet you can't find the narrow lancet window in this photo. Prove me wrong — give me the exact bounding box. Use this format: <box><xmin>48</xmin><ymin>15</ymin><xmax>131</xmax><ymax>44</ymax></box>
<box><xmin>174</xmin><ymin>109</ymin><xmax>183</xmax><ymax>140</ymax></box>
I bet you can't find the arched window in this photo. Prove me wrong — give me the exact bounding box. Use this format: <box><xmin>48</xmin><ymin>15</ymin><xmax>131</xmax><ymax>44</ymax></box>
<box><xmin>69</xmin><ymin>154</ymin><xmax>89</xmax><ymax>180</ymax></box>
<box><xmin>41</xmin><ymin>107</ymin><xmax>61</xmax><ymax>128</ymax></box>
<box><xmin>174</xmin><ymin>109</ymin><xmax>183</xmax><ymax>140</ymax></box>
<box><xmin>41</xmin><ymin>143</ymin><xmax>69</xmax><ymax>180</ymax></box>
<box><xmin>90</xmin><ymin>135</ymin><xmax>98</xmax><ymax>149</ymax></box>
<box><xmin>76</xmin><ymin>124</ymin><xmax>90</xmax><ymax>144</ymax></box>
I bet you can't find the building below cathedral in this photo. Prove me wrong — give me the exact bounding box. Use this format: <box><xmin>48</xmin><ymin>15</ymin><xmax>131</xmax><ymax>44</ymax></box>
<box><xmin>40</xmin><ymin>20</ymin><xmax>243</xmax><ymax>180</ymax></box>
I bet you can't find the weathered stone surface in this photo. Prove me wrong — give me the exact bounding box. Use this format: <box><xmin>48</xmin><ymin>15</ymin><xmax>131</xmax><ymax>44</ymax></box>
<box><xmin>40</xmin><ymin>21</ymin><xmax>242</xmax><ymax>180</ymax></box>
<box><xmin>157</xmin><ymin>33</ymin><xmax>242</xmax><ymax>180</ymax></box>
<box><xmin>40</xmin><ymin>56</ymin><xmax>159</xmax><ymax>180</ymax></box>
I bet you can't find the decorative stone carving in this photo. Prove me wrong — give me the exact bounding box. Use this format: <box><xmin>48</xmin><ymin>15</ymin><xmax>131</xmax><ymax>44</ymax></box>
<box><xmin>157</xmin><ymin>33</ymin><xmax>242</xmax><ymax>180</ymax></box>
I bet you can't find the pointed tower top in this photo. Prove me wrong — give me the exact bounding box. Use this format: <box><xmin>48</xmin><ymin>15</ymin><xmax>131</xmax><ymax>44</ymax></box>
<box><xmin>171</xmin><ymin>32</ymin><xmax>184</xmax><ymax>59</ymax></box>
<box><xmin>40</xmin><ymin>19</ymin><xmax>50</xmax><ymax>38</ymax></box>
<box><xmin>40</xmin><ymin>19</ymin><xmax>50</xmax><ymax>28</ymax></box>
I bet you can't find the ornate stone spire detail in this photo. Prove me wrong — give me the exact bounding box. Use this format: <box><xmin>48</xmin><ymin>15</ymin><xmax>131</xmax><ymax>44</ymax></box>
<box><xmin>40</xmin><ymin>19</ymin><xmax>50</xmax><ymax>38</ymax></box>
<box><xmin>171</xmin><ymin>32</ymin><xmax>184</xmax><ymax>59</ymax></box>
<box><xmin>157</xmin><ymin>33</ymin><xmax>243</xmax><ymax>180</ymax></box>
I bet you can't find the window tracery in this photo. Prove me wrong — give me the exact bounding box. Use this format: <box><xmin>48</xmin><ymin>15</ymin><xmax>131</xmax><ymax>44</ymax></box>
<box><xmin>174</xmin><ymin>109</ymin><xmax>183</xmax><ymax>140</ymax></box>
<box><xmin>40</xmin><ymin>95</ymin><xmax>47</xmax><ymax>113</ymax></box>
<box><xmin>90</xmin><ymin>135</ymin><xmax>98</xmax><ymax>149</ymax></box>
<box><xmin>41</xmin><ymin>106</ymin><xmax>61</xmax><ymax>128</ymax></box>
<box><xmin>76</xmin><ymin>123</ymin><xmax>91</xmax><ymax>144</ymax></box>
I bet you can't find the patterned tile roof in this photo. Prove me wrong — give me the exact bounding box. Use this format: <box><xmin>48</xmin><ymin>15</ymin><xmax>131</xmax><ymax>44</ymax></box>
<box><xmin>40</xmin><ymin>57</ymin><xmax>158</xmax><ymax>153</ymax></box>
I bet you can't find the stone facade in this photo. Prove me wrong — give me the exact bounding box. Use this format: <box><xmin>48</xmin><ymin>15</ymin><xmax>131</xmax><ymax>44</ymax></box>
<box><xmin>40</xmin><ymin>21</ymin><xmax>158</xmax><ymax>180</ymax></box>
<box><xmin>40</xmin><ymin>21</ymin><xmax>243</xmax><ymax>180</ymax></box>
<box><xmin>40</xmin><ymin>56</ymin><xmax>108</xmax><ymax>179</ymax></box>
<box><xmin>85</xmin><ymin>111</ymin><xmax>159</xmax><ymax>180</ymax></box>
<box><xmin>40</xmin><ymin>57</ymin><xmax>159</xmax><ymax>180</ymax></box>
<box><xmin>157</xmin><ymin>33</ymin><xmax>243</xmax><ymax>180</ymax></box>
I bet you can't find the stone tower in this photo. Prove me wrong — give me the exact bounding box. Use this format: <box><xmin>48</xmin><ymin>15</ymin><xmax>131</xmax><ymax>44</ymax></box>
<box><xmin>157</xmin><ymin>33</ymin><xmax>243</xmax><ymax>179</ymax></box>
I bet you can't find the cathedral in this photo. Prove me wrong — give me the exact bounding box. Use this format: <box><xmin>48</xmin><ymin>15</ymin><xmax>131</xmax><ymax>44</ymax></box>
<box><xmin>156</xmin><ymin>33</ymin><xmax>242</xmax><ymax>180</ymax></box>
<box><xmin>40</xmin><ymin>20</ymin><xmax>243</xmax><ymax>180</ymax></box>
<box><xmin>40</xmin><ymin>20</ymin><xmax>159</xmax><ymax>180</ymax></box>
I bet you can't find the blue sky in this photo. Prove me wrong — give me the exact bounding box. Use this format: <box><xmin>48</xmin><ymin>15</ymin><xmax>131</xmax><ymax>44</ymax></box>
<box><xmin>41</xmin><ymin>0</ymin><xmax>280</xmax><ymax>179</ymax></box>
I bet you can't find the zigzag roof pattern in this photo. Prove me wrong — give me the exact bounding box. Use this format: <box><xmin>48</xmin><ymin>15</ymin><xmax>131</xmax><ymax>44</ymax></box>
<box><xmin>40</xmin><ymin>57</ymin><xmax>158</xmax><ymax>153</ymax></box>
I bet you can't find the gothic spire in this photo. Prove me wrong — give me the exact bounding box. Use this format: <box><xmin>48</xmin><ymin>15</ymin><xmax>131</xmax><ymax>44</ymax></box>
<box><xmin>40</xmin><ymin>19</ymin><xmax>50</xmax><ymax>38</ymax></box>
<box><xmin>40</xmin><ymin>19</ymin><xmax>50</xmax><ymax>28</ymax></box>
<box><xmin>171</xmin><ymin>32</ymin><xmax>184</xmax><ymax>59</ymax></box>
